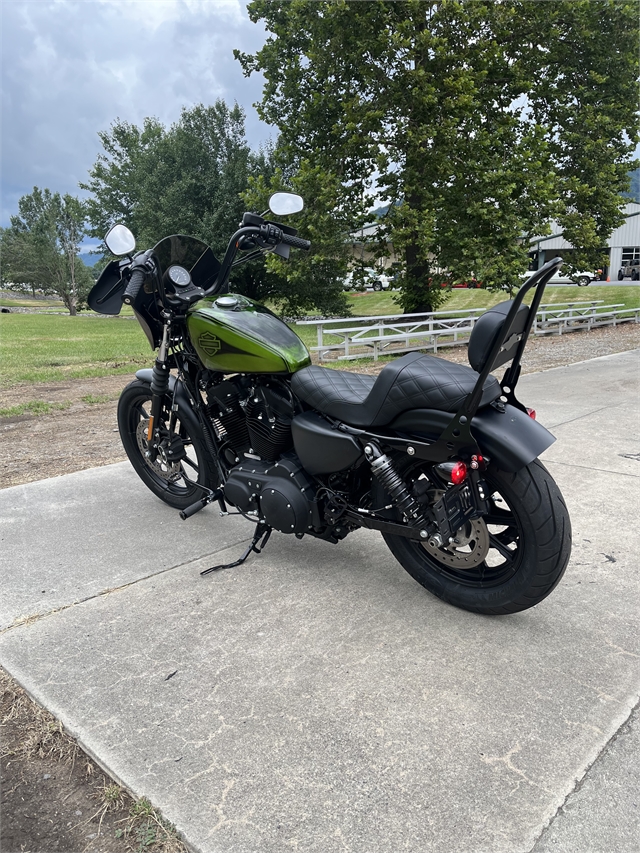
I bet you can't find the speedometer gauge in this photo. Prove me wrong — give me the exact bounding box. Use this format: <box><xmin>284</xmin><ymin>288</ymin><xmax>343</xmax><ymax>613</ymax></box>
<box><xmin>167</xmin><ymin>265</ymin><xmax>191</xmax><ymax>287</ymax></box>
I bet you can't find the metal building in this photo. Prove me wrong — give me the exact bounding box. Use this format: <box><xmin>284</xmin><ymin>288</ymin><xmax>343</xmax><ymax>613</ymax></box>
<box><xmin>529</xmin><ymin>202</ymin><xmax>640</xmax><ymax>276</ymax></box>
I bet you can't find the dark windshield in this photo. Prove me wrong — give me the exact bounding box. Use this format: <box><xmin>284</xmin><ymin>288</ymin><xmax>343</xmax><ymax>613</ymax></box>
<box><xmin>152</xmin><ymin>235</ymin><xmax>221</xmax><ymax>292</ymax></box>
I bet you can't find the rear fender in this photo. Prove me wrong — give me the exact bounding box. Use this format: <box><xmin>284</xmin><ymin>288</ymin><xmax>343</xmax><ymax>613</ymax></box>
<box><xmin>389</xmin><ymin>404</ymin><xmax>555</xmax><ymax>472</ymax></box>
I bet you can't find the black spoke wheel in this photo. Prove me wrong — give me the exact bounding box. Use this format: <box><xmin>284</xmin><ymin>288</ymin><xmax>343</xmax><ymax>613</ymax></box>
<box><xmin>118</xmin><ymin>380</ymin><xmax>217</xmax><ymax>509</ymax></box>
<box><xmin>381</xmin><ymin>458</ymin><xmax>571</xmax><ymax>614</ymax></box>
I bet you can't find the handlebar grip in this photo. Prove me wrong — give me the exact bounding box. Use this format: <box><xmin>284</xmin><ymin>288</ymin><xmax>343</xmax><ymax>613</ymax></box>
<box><xmin>122</xmin><ymin>268</ymin><xmax>146</xmax><ymax>305</ymax></box>
<box><xmin>281</xmin><ymin>233</ymin><xmax>311</xmax><ymax>251</ymax></box>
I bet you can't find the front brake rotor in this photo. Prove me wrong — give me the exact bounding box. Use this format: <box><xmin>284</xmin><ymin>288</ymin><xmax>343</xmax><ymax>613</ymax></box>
<box><xmin>136</xmin><ymin>420</ymin><xmax>182</xmax><ymax>483</ymax></box>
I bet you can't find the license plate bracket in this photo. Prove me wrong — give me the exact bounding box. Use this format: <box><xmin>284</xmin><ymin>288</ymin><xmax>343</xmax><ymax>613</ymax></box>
<box><xmin>433</xmin><ymin>476</ymin><xmax>489</xmax><ymax>540</ymax></box>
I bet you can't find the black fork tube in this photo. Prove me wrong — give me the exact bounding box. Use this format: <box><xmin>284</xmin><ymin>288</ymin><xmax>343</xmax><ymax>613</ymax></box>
<box><xmin>146</xmin><ymin>323</ymin><xmax>171</xmax><ymax>458</ymax></box>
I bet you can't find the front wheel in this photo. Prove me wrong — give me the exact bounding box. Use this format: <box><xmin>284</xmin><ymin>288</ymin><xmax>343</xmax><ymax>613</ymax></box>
<box><xmin>576</xmin><ymin>276</ymin><xmax>590</xmax><ymax>286</ymax></box>
<box><xmin>383</xmin><ymin>459</ymin><xmax>571</xmax><ymax>615</ymax></box>
<box><xmin>117</xmin><ymin>380</ymin><xmax>218</xmax><ymax>509</ymax></box>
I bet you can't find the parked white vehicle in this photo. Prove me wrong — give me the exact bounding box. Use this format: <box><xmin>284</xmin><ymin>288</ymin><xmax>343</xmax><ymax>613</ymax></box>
<box><xmin>343</xmin><ymin>267</ymin><xmax>390</xmax><ymax>291</ymax></box>
<box><xmin>522</xmin><ymin>265</ymin><xmax>602</xmax><ymax>286</ymax></box>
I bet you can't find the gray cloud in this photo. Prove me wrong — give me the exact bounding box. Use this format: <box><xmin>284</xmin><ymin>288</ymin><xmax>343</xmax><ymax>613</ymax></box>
<box><xmin>1</xmin><ymin>0</ymin><xmax>271</xmax><ymax>225</ymax></box>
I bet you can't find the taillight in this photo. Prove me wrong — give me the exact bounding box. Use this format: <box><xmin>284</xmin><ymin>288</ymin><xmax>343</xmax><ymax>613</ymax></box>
<box><xmin>527</xmin><ymin>408</ymin><xmax>536</xmax><ymax>420</ymax></box>
<box><xmin>451</xmin><ymin>461</ymin><xmax>468</xmax><ymax>484</ymax></box>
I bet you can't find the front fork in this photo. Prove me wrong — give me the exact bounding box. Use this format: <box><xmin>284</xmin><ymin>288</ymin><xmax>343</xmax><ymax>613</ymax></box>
<box><xmin>146</xmin><ymin>322</ymin><xmax>175</xmax><ymax>462</ymax></box>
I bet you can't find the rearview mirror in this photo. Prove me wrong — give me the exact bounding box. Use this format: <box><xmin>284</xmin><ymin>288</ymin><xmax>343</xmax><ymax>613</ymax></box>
<box><xmin>105</xmin><ymin>223</ymin><xmax>136</xmax><ymax>256</ymax></box>
<box><xmin>268</xmin><ymin>192</ymin><xmax>304</xmax><ymax>216</ymax></box>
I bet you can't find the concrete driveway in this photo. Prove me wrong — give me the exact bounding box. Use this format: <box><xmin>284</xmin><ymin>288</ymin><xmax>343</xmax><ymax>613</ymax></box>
<box><xmin>1</xmin><ymin>350</ymin><xmax>639</xmax><ymax>853</ymax></box>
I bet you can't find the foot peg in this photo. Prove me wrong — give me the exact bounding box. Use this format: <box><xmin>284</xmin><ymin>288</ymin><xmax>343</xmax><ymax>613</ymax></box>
<box><xmin>200</xmin><ymin>521</ymin><xmax>272</xmax><ymax>576</ymax></box>
<box><xmin>179</xmin><ymin>488</ymin><xmax>225</xmax><ymax>520</ymax></box>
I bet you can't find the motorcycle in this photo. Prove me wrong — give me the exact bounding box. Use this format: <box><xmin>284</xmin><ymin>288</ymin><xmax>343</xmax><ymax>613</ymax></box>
<box><xmin>88</xmin><ymin>192</ymin><xmax>571</xmax><ymax>615</ymax></box>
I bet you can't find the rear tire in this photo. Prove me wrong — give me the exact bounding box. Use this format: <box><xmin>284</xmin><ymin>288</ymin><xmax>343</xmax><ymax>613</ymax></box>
<box><xmin>118</xmin><ymin>380</ymin><xmax>217</xmax><ymax>509</ymax></box>
<box><xmin>383</xmin><ymin>459</ymin><xmax>571</xmax><ymax>614</ymax></box>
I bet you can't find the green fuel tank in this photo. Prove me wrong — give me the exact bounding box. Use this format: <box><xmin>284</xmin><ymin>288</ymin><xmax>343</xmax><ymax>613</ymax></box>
<box><xmin>187</xmin><ymin>294</ymin><xmax>311</xmax><ymax>374</ymax></box>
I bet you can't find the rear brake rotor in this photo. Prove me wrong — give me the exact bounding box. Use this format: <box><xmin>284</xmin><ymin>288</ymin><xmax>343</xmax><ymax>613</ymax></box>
<box><xmin>421</xmin><ymin>490</ymin><xmax>490</xmax><ymax>568</ymax></box>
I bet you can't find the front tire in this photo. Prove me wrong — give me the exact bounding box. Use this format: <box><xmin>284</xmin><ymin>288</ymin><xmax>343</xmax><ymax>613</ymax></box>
<box><xmin>576</xmin><ymin>276</ymin><xmax>590</xmax><ymax>286</ymax></box>
<box><xmin>118</xmin><ymin>380</ymin><xmax>217</xmax><ymax>509</ymax></box>
<box><xmin>383</xmin><ymin>459</ymin><xmax>571</xmax><ymax>614</ymax></box>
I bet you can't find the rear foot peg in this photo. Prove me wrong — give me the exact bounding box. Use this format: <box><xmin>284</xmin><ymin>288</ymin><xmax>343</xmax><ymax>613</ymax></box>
<box><xmin>200</xmin><ymin>521</ymin><xmax>272</xmax><ymax>576</ymax></box>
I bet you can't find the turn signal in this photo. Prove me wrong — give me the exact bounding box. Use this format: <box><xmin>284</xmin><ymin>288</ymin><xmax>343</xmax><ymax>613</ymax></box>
<box><xmin>526</xmin><ymin>408</ymin><xmax>537</xmax><ymax>420</ymax></box>
<box><xmin>451</xmin><ymin>461</ymin><xmax>468</xmax><ymax>485</ymax></box>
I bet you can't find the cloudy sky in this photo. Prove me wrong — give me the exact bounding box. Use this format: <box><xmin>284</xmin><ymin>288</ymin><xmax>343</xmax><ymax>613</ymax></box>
<box><xmin>1</xmin><ymin>0</ymin><xmax>271</xmax><ymax>229</ymax></box>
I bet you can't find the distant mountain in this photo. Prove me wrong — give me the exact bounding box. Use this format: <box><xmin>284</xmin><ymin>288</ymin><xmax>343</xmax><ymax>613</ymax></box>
<box><xmin>624</xmin><ymin>167</ymin><xmax>640</xmax><ymax>203</ymax></box>
<box><xmin>79</xmin><ymin>253</ymin><xmax>100</xmax><ymax>267</ymax></box>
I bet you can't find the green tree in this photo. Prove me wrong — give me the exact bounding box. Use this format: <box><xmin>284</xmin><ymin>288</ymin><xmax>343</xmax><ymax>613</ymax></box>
<box><xmin>524</xmin><ymin>1</ymin><xmax>640</xmax><ymax>273</ymax></box>
<box><xmin>236</xmin><ymin>0</ymin><xmax>639</xmax><ymax>312</ymax></box>
<box><xmin>82</xmin><ymin>101</ymin><xmax>284</xmax><ymax>303</ymax></box>
<box><xmin>0</xmin><ymin>188</ymin><xmax>90</xmax><ymax>314</ymax></box>
<box><xmin>82</xmin><ymin>102</ymin><xmax>251</xmax><ymax>257</ymax></box>
<box><xmin>243</xmin><ymin>154</ymin><xmax>354</xmax><ymax>316</ymax></box>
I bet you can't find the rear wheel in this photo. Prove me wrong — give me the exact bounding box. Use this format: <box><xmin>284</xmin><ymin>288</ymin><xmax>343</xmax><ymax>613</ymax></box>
<box><xmin>118</xmin><ymin>380</ymin><xmax>217</xmax><ymax>509</ymax></box>
<box><xmin>382</xmin><ymin>459</ymin><xmax>571</xmax><ymax>614</ymax></box>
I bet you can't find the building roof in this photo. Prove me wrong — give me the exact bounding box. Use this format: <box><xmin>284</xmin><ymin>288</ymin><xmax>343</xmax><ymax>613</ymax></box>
<box><xmin>530</xmin><ymin>203</ymin><xmax>640</xmax><ymax>250</ymax></box>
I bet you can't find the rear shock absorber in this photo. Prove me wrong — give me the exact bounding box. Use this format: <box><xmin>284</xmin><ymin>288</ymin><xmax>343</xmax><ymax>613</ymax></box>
<box><xmin>364</xmin><ymin>442</ymin><xmax>430</xmax><ymax>534</ymax></box>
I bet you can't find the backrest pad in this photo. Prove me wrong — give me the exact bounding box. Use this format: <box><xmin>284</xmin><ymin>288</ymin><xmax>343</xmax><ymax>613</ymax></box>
<box><xmin>467</xmin><ymin>300</ymin><xmax>530</xmax><ymax>373</ymax></box>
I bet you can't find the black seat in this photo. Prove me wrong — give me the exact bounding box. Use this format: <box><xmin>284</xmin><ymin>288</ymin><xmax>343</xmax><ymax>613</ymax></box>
<box><xmin>291</xmin><ymin>352</ymin><xmax>501</xmax><ymax>428</ymax></box>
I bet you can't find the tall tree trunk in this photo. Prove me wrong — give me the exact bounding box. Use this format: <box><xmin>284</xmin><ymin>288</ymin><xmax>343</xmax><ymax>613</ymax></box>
<box><xmin>404</xmin><ymin>243</ymin><xmax>433</xmax><ymax>314</ymax></box>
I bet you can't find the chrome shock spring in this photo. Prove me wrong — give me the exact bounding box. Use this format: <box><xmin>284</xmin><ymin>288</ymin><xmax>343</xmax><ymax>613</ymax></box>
<box><xmin>364</xmin><ymin>443</ymin><xmax>428</xmax><ymax>527</ymax></box>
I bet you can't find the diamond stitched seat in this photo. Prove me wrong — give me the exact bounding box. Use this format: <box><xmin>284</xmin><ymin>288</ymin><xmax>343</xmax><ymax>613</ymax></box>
<box><xmin>291</xmin><ymin>352</ymin><xmax>501</xmax><ymax>428</ymax></box>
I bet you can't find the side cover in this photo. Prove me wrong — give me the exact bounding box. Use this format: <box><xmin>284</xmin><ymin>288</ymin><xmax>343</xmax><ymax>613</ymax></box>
<box><xmin>187</xmin><ymin>295</ymin><xmax>311</xmax><ymax>374</ymax></box>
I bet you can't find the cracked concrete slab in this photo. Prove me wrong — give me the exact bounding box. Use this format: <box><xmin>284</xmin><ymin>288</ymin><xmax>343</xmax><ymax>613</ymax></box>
<box><xmin>1</xmin><ymin>350</ymin><xmax>638</xmax><ymax>853</ymax></box>
<box><xmin>0</xmin><ymin>463</ymin><xmax>251</xmax><ymax>629</ymax></box>
<box><xmin>532</xmin><ymin>704</ymin><xmax>640</xmax><ymax>853</ymax></box>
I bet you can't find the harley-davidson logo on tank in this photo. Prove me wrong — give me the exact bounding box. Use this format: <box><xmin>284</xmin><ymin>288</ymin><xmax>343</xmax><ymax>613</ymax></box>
<box><xmin>198</xmin><ymin>332</ymin><xmax>221</xmax><ymax>356</ymax></box>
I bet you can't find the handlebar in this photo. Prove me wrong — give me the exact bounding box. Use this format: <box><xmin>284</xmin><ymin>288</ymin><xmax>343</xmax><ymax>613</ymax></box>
<box><xmin>116</xmin><ymin>220</ymin><xmax>310</xmax><ymax>305</ymax></box>
<box><xmin>122</xmin><ymin>268</ymin><xmax>146</xmax><ymax>306</ymax></box>
<box><xmin>210</xmin><ymin>222</ymin><xmax>311</xmax><ymax>296</ymax></box>
<box><xmin>281</xmin><ymin>232</ymin><xmax>311</xmax><ymax>251</ymax></box>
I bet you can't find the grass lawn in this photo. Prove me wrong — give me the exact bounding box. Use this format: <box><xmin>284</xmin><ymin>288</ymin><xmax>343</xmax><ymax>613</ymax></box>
<box><xmin>1</xmin><ymin>285</ymin><xmax>638</xmax><ymax>387</ymax></box>
<box><xmin>0</xmin><ymin>296</ymin><xmax>66</xmax><ymax>309</ymax></box>
<box><xmin>341</xmin><ymin>284</ymin><xmax>640</xmax><ymax>316</ymax></box>
<box><xmin>0</xmin><ymin>313</ymin><xmax>153</xmax><ymax>387</ymax></box>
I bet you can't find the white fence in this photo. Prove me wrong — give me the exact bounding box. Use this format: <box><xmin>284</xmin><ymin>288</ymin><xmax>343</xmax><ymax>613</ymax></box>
<box><xmin>297</xmin><ymin>301</ymin><xmax>640</xmax><ymax>362</ymax></box>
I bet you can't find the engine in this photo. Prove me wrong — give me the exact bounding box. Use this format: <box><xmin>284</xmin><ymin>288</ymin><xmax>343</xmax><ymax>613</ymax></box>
<box><xmin>203</xmin><ymin>375</ymin><xmax>364</xmax><ymax>540</ymax></box>
<box><xmin>224</xmin><ymin>457</ymin><xmax>323</xmax><ymax>535</ymax></box>
<box><xmin>205</xmin><ymin>376</ymin><xmax>295</xmax><ymax>466</ymax></box>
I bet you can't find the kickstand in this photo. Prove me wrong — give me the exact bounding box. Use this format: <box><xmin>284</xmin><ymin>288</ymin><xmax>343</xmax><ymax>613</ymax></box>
<box><xmin>200</xmin><ymin>520</ymin><xmax>272</xmax><ymax>576</ymax></box>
